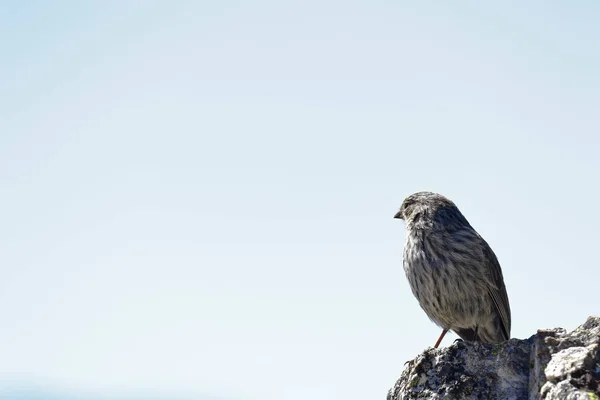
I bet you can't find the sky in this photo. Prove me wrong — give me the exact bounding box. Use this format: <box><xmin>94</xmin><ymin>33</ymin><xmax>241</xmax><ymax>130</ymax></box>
<box><xmin>1</xmin><ymin>1</ymin><xmax>600</xmax><ymax>399</ymax></box>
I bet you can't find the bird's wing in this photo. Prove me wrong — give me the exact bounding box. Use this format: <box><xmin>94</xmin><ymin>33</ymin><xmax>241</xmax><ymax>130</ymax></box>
<box><xmin>480</xmin><ymin>238</ymin><xmax>512</xmax><ymax>340</ymax></box>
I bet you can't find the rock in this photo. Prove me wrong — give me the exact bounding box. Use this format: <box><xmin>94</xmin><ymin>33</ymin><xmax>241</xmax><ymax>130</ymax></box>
<box><xmin>387</xmin><ymin>316</ymin><xmax>600</xmax><ymax>400</ymax></box>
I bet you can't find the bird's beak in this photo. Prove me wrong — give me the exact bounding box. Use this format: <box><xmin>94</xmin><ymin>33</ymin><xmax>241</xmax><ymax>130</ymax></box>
<box><xmin>394</xmin><ymin>210</ymin><xmax>403</xmax><ymax>220</ymax></box>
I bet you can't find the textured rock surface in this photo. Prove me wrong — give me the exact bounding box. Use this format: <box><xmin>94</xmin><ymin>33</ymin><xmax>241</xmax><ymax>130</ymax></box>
<box><xmin>387</xmin><ymin>316</ymin><xmax>600</xmax><ymax>400</ymax></box>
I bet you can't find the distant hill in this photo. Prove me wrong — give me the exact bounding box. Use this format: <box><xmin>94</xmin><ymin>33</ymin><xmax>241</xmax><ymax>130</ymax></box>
<box><xmin>0</xmin><ymin>387</ymin><xmax>230</xmax><ymax>400</ymax></box>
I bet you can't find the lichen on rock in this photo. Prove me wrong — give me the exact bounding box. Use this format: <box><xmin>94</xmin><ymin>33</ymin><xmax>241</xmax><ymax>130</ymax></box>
<box><xmin>387</xmin><ymin>316</ymin><xmax>600</xmax><ymax>400</ymax></box>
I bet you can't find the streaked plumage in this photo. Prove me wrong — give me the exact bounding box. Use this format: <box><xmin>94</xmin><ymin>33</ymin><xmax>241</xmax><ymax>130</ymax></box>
<box><xmin>394</xmin><ymin>192</ymin><xmax>511</xmax><ymax>346</ymax></box>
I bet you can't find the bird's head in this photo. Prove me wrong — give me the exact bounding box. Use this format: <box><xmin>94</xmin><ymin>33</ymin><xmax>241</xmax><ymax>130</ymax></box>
<box><xmin>394</xmin><ymin>191</ymin><xmax>466</xmax><ymax>229</ymax></box>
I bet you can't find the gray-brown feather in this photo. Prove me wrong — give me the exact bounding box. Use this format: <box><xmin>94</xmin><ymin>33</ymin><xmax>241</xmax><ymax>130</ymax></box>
<box><xmin>399</xmin><ymin>192</ymin><xmax>511</xmax><ymax>344</ymax></box>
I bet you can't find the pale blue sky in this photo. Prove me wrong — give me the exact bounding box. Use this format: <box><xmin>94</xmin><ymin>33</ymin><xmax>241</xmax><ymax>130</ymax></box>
<box><xmin>1</xmin><ymin>1</ymin><xmax>599</xmax><ymax>399</ymax></box>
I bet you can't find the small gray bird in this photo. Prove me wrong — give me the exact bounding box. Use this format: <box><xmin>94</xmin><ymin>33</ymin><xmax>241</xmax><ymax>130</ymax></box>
<box><xmin>394</xmin><ymin>192</ymin><xmax>511</xmax><ymax>347</ymax></box>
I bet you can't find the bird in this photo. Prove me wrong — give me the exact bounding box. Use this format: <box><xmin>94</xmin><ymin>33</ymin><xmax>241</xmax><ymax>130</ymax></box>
<box><xmin>394</xmin><ymin>191</ymin><xmax>511</xmax><ymax>348</ymax></box>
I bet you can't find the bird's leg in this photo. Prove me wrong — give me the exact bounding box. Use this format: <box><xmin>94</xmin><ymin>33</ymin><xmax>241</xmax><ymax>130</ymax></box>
<box><xmin>434</xmin><ymin>329</ymin><xmax>448</xmax><ymax>348</ymax></box>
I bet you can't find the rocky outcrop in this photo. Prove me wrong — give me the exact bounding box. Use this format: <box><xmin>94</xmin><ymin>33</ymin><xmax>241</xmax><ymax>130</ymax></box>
<box><xmin>387</xmin><ymin>316</ymin><xmax>600</xmax><ymax>400</ymax></box>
